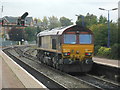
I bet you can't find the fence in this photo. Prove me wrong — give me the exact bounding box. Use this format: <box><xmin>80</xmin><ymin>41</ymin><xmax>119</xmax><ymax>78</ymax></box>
<box><xmin>0</xmin><ymin>38</ymin><xmax>36</xmax><ymax>47</ymax></box>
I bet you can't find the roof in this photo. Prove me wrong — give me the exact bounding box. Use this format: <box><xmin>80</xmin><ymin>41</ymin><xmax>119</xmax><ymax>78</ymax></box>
<box><xmin>4</xmin><ymin>16</ymin><xmax>18</xmax><ymax>23</ymax></box>
<box><xmin>37</xmin><ymin>24</ymin><xmax>92</xmax><ymax>37</ymax></box>
<box><xmin>3</xmin><ymin>16</ymin><xmax>33</xmax><ymax>25</ymax></box>
<box><xmin>37</xmin><ymin>25</ymin><xmax>75</xmax><ymax>37</ymax></box>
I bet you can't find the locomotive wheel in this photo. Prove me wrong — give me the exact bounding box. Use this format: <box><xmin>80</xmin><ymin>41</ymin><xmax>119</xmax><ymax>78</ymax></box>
<box><xmin>56</xmin><ymin>63</ymin><xmax>59</xmax><ymax>69</ymax></box>
<box><xmin>59</xmin><ymin>65</ymin><xmax>63</xmax><ymax>71</ymax></box>
<box><xmin>52</xmin><ymin>57</ymin><xmax>56</xmax><ymax>68</ymax></box>
<box><xmin>40</xmin><ymin>55</ymin><xmax>44</xmax><ymax>62</ymax></box>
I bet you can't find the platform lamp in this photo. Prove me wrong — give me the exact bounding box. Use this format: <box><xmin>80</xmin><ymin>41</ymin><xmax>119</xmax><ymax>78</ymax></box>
<box><xmin>99</xmin><ymin>8</ymin><xmax>118</xmax><ymax>48</ymax></box>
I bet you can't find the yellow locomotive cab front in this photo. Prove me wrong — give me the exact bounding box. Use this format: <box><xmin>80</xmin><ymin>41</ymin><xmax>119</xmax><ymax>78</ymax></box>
<box><xmin>62</xmin><ymin>44</ymin><xmax>94</xmax><ymax>62</ymax></box>
<box><xmin>61</xmin><ymin>31</ymin><xmax>94</xmax><ymax>72</ymax></box>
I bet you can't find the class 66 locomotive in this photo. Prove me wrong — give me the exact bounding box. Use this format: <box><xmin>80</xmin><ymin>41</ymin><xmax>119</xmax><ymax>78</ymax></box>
<box><xmin>37</xmin><ymin>25</ymin><xmax>94</xmax><ymax>73</ymax></box>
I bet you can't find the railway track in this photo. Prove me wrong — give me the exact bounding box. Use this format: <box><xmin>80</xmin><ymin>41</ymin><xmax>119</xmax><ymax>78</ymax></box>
<box><xmin>71</xmin><ymin>74</ymin><xmax>120</xmax><ymax>90</ymax></box>
<box><xmin>2</xmin><ymin>46</ymin><xmax>120</xmax><ymax>89</ymax></box>
<box><xmin>3</xmin><ymin>47</ymin><xmax>67</xmax><ymax>89</ymax></box>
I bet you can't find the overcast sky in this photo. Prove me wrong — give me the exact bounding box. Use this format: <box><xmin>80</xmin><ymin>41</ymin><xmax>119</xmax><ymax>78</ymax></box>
<box><xmin>0</xmin><ymin>0</ymin><xmax>119</xmax><ymax>23</ymax></box>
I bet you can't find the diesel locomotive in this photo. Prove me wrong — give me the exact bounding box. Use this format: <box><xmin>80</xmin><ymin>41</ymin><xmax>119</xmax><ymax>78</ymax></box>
<box><xmin>36</xmin><ymin>25</ymin><xmax>94</xmax><ymax>72</ymax></box>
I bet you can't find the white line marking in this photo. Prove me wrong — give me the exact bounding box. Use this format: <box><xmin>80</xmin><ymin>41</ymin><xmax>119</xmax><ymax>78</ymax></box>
<box><xmin>94</xmin><ymin>61</ymin><xmax>120</xmax><ymax>68</ymax></box>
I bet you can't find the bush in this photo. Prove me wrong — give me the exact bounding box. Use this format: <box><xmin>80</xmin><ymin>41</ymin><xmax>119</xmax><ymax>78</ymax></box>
<box><xmin>94</xmin><ymin>45</ymin><xmax>101</xmax><ymax>55</ymax></box>
<box><xmin>96</xmin><ymin>44</ymin><xmax>120</xmax><ymax>60</ymax></box>
<box><xmin>111</xmin><ymin>44</ymin><xmax>120</xmax><ymax>59</ymax></box>
<box><xmin>103</xmin><ymin>48</ymin><xmax>111</xmax><ymax>57</ymax></box>
<box><xmin>97</xmin><ymin>47</ymin><xmax>111</xmax><ymax>58</ymax></box>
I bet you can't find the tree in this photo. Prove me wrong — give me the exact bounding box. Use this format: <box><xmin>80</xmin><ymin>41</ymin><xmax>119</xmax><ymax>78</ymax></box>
<box><xmin>98</xmin><ymin>15</ymin><xmax>107</xmax><ymax>24</ymax></box>
<box><xmin>24</xmin><ymin>27</ymin><xmax>36</xmax><ymax>41</ymax></box>
<box><xmin>76</xmin><ymin>13</ymin><xmax>98</xmax><ymax>28</ymax></box>
<box><xmin>118</xmin><ymin>18</ymin><xmax>120</xmax><ymax>44</ymax></box>
<box><xmin>34</xmin><ymin>18</ymin><xmax>42</xmax><ymax>24</ymax></box>
<box><xmin>60</xmin><ymin>17</ymin><xmax>73</xmax><ymax>26</ymax></box>
<box><xmin>110</xmin><ymin>23</ymin><xmax>118</xmax><ymax>46</ymax></box>
<box><xmin>48</xmin><ymin>16</ymin><xmax>61</xmax><ymax>29</ymax></box>
<box><xmin>90</xmin><ymin>22</ymin><xmax>118</xmax><ymax>47</ymax></box>
<box><xmin>42</xmin><ymin>16</ymin><xmax>48</xmax><ymax>30</ymax></box>
<box><xmin>90</xmin><ymin>24</ymin><xmax>108</xmax><ymax>46</ymax></box>
<box><xmin>8</xmin><ymin>27</ymin><xmax>23</xmax><ymax>41</ymax></box>
<box><xmin>85</xmin><ymin>13</ymin><xmax>98</xmax><ymax>27</ymax></box>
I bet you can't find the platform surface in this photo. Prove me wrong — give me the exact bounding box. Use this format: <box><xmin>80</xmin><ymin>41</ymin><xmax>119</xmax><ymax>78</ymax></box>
<box><xmin>93</xmin><ymin>57</ymin><xmax>120</xmax><ymax>68</ymax></box>
<box><xmin>0</xmin><ymin>50</ymin><xmax>47</xmax><ymax>89</ymax></box>
<box><xmin>1</xmin><ymin>56</ymin><xmax>25</xmax><ymax>88</ymax></box>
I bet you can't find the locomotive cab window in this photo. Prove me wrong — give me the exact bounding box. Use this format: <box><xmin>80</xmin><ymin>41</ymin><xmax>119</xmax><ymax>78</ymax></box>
<box><xmin>39</xmin><ymin>37</ymin><xmax>41</xmax><ymax>47</ymax></box>
<box><xmin>64</xmin><ymin>34</ymin><xmax>76</xmax><ymax>44</ymax></box>
<box><xmin>79</xmin><ymin>34</ymin><xmax>92</xmax><ymax>44</ymax></box>
<box><xmin>52</xmin><ymin>39</ymin><xmax>56</xmax><ymax>49</ymax></box>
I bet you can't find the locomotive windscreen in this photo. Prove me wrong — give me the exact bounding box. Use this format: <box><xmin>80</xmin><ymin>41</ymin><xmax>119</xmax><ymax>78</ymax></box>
<box><xmin>63</xmin><ymin>33</ymin><xmax>92</xmax><ymax>44</ymax></box>
<box><xmin>79</xmin><ymin>34</ymin><xmax>92</xmax><ymax>44</ymax></box>
<box><xmin>64</xmin><ymin>34</ymin><xmax>76</xmax><ymax>44</ymax></box>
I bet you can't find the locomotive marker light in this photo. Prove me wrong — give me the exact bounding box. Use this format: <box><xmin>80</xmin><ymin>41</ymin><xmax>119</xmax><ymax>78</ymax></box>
<box><xmin>64</xmin><ymin>52</ymin><xmax>71</xmax><ymax>56</ymax></box>
<box><xmin>99</xmin><ymin>8</ymin><xmax>118</xmax><ymax>48</ymax></box>
<box><xmin>85</xmin><ymin>52</ymin><xmax>92</xmax><ymax>56</ymax></box>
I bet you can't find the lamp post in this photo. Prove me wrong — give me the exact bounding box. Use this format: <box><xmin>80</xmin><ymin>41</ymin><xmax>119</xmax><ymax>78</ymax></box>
<box><xmin>75</xmin><ymin>14</ymin><xmax>85</xmax><ymax>27</ymax></box>
<box><xmin>99</xmin><ymin>8</ymin><xmax>118</xmax><ymax>48</ymax></box>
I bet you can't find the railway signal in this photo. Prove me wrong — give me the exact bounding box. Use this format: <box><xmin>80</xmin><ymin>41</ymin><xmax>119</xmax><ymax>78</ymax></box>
<box><xmin>17</xmin><ymin>12</ymin><xmax>28</xmax><ymax>26</ymax></box>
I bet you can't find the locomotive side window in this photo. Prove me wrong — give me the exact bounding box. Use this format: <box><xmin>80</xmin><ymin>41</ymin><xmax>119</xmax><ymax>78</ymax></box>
<box><xmin>52</xmin><ymin>39</ymin><xmax>56</xmax><ymax>49</ymax></box>
<box><xmin>64</xmin><ymin>34</ymin><xmax>76</xmax><ymax>44</ymax></box>
<box><xmin>79</xmin><ymin>34</ymin><xmax>92</xmax><ymax>44</ymax></box>
<box><xmin>39</xmin><ymin>37</ymin><xmax>41</xmax><ymax>47</ymax></box>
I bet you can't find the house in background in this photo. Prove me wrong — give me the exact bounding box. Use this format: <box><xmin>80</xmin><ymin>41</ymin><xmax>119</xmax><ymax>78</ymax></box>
<box><xmin>1</xmin><ymin>16</ymin><xmax>34</xmax><ymax>39</ymax></box>
<box><xmin>2</xmin><ymin>16</ymin><xmax>34</xmax><ymax>27</ymax></box>
<box><xmin>0</xmin><ymin>16</ymin><xmax>34</xmax><ymax>38</ymax></box>
<box><xmin>25</xmin><ymin>17</ymin><xmax>34</xmax><ymax>26</ymax></box>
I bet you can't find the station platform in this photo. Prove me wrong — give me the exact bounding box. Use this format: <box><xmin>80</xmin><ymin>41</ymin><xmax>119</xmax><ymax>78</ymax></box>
<box><xmin>0</xmin><ymin>50</ymin><xmax>47</xmax><ymax>89</ymax></box>
<box><xmin>93</xmin><ymin>57</ymin><xmax>120</xmax><ymax>68</ymax></box>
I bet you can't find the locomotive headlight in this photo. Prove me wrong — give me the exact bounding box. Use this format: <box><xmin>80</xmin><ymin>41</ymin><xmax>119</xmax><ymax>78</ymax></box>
<box><xmin>85</xmin><ymin>53</ymin><xmax>92</xmax><ymax>56</ymax></box>
<box><xmin>76</xmin><ymin>51</ymin><xmax>79</xmax><ymax>54</ymax></box>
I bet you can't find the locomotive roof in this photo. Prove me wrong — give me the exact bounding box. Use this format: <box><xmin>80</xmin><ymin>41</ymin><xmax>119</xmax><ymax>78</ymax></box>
<box><xmin>37</xmin><ymin>24</ymin><xmax>91</xmax><ymax>37</ymax></box>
